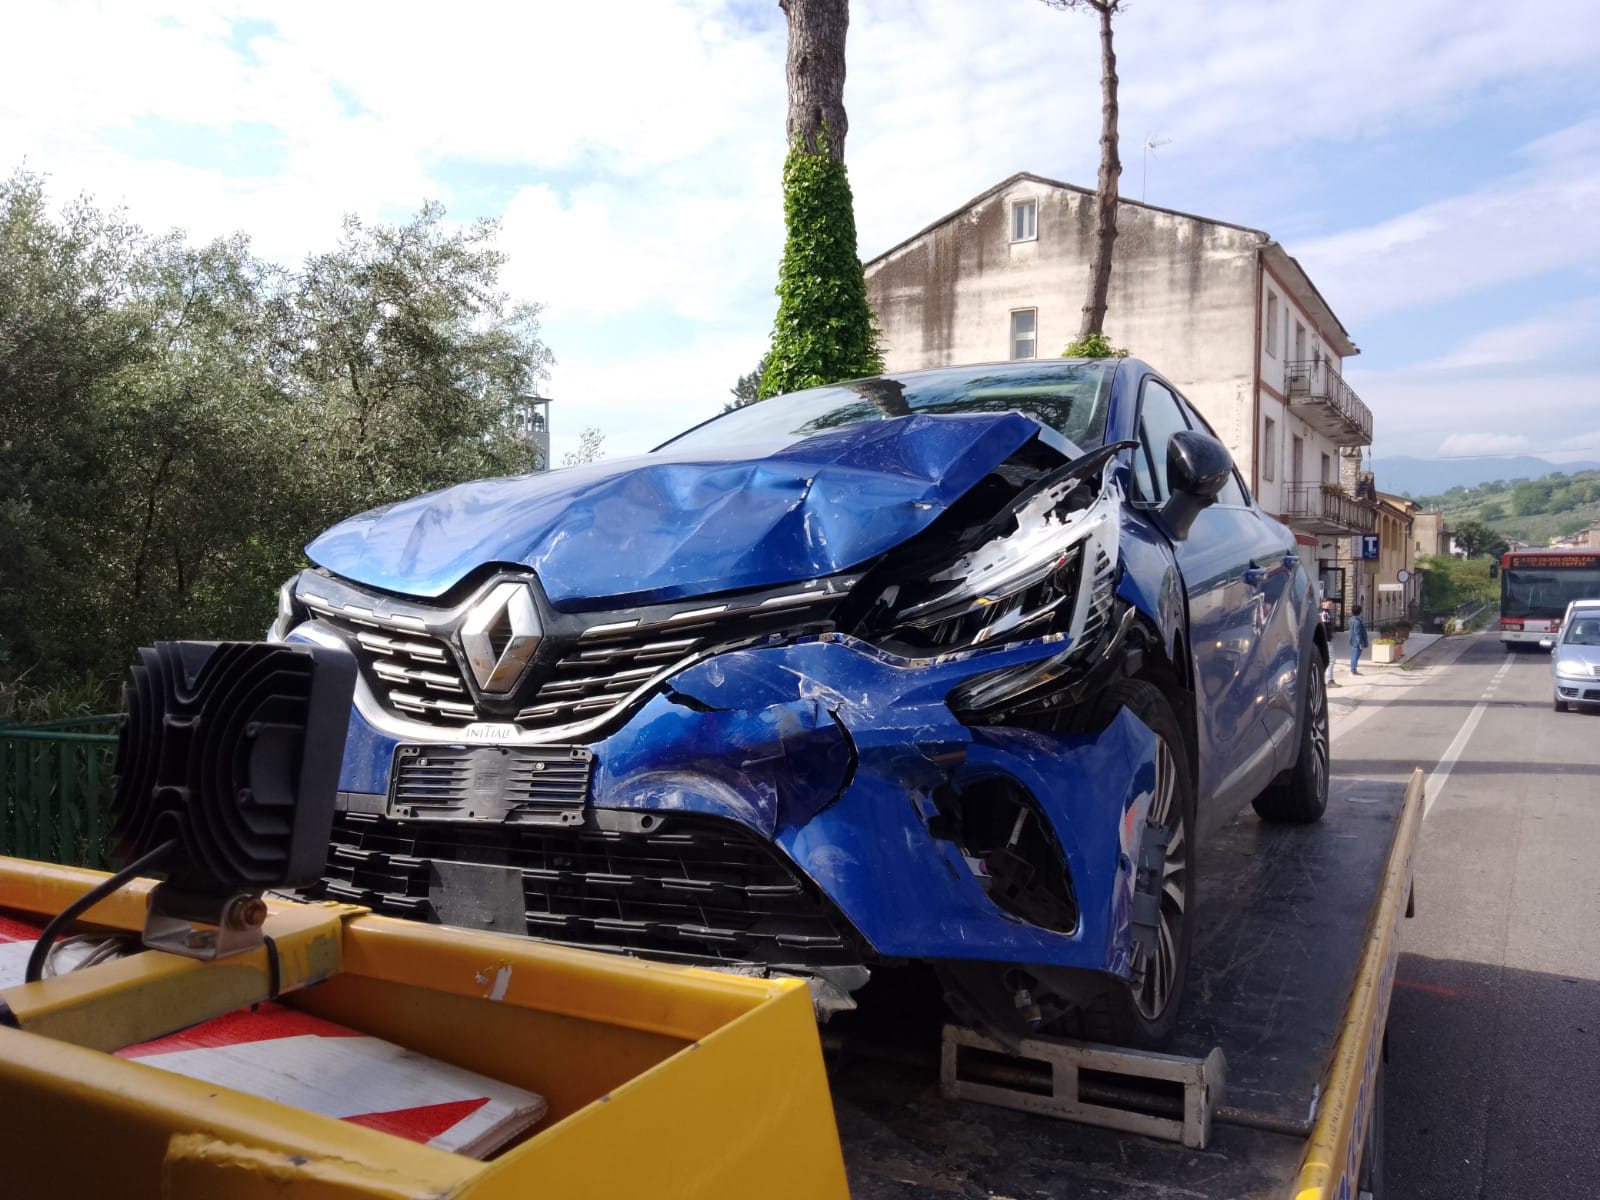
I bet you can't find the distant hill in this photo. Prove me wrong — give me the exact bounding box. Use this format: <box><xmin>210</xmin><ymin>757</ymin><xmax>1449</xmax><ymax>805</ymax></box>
<box><xmin>1401</xmin><ymin>466</ymin><xmax>1600</xmax><ymax>548</ymax></box>
<box><xmin>1374</xmin><ymin>456</ymin><xmax>1600</xmax><ymax>497</ymax></box>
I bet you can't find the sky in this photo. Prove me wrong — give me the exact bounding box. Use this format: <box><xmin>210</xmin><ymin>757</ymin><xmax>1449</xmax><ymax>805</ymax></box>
<box><xmin>4</xmin><ymin>0</ymin><xmax>1600</xmax><ymax>469</ymax></box>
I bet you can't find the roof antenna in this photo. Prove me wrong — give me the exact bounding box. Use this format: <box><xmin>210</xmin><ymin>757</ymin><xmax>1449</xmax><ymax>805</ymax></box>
<box><xmin>1141</xmin><ymin>135</ymin><xmax>1171</xmax><ymax>203</ymax></box>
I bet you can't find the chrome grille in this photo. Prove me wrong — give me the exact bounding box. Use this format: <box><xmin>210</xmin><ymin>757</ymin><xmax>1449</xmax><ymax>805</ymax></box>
<box><xmin>302</xmin><ymin>593</ymin><xmax>476</xmax><ymax>723</ymax></box>
<box><xmin>298</xmin><ymin>577</ymin><xmax>841</xmax><ymax>732</ymax></box>
<box><xmin>515</xmin><ymin>600</ymin><xmax>834</xmax><ymax>728</ymax></box>
<box><xmin>312</xmin><ymin>812</ymin><xmax>865</xmax><ymax>969</ymax></box>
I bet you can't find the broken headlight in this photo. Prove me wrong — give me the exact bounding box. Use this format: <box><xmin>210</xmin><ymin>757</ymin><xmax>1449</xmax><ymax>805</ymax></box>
<box><xmin>888</xmin><ymin>450</ymin><xmax>1124</xmax><ymax>655</ymax></box>
<box><xmin>267</xmin><ymin>575</ymin><xmax>304</xmax><ymax>642</ymax></box>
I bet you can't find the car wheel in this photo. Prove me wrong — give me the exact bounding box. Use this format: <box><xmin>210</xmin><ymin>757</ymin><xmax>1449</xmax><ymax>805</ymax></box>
<box><xmin>1076</xmin><ymin>679</ymin><xmax>1196</xmax><ymax>1047</ymax></box>
<box><xmin>1554</xmin><ymin>696</ymin><xmax>1568</xmax><ymax>713</ymax></box>
<box><xmin>938</xmin><ymin>680</ymin><xmax>1196</xmax><ymax>1050</ymax></box>
<box><xmin>1253</xmin><ymin>651</ymin><xmax>1330</xmax><ymax>824</ymax></box>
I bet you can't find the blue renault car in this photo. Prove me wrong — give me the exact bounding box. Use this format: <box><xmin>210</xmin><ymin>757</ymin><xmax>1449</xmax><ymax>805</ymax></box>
<box><xmin>273</xmin><ymin>358</ymin><xmax>1330</xmax><ymax>1045</ymax></box>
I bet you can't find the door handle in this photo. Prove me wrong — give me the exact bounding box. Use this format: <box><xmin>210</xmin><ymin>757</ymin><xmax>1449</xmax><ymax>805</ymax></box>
<box><xmin>1242</xmin><ymin>566</ymin><xmax>1268</xmax><ymax>586</ymax></box>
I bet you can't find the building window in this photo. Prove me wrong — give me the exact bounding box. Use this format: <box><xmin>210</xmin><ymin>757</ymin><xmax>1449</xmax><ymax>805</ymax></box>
<box><xmin>1265</xmin><ymin>293</ymin><xmax>1279</xmax><ymax>357</ymax></box>
<box><xmin>1294</xmin><ymin>321</ymin><xmax>1306</xmax><ymax>362</ymax></box>
<box><xmin>1262</xmin><ymin>415</ymin><xmax>1277</xmax><ymax>481</ymax></box>
<box><xmin>1010</xmin><ymin>309</ymin><xmax>1037</xmax><ymax>360</ymax></box>
<box><xmin>1291</xmin><ymin>434</ymin><xmax>1304</xmax><ymax>485</ymax></box>
<box><xmin>1011</xmin><ymin>199</ymin><xmax>1038</xmax><ymax>242</ymax></box>
<box><xmin>1321</xmin><ymin>452</ymin><xmax>1333</xmax><ymax>484</ymax></box>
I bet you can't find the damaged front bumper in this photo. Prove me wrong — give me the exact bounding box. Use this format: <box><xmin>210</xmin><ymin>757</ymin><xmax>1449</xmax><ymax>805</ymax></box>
<box><xmin>315</xmin><ymin>629</ymin><xmax>1160</xmax><ymax>991</ymax></box>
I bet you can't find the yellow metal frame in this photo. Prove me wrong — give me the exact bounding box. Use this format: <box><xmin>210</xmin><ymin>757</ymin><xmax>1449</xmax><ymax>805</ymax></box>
<box><xmin>0</xmin><ymin>862</ymin><xmax>849</xmax><ymax>1199</ymax></box>
<box><xmin>1289</xmin><ymin>767</ymin><xmax>1425</xmax><ymax>1200</ymax></box>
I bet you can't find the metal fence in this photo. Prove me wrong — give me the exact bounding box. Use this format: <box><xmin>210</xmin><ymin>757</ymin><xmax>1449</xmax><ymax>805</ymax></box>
<box><xmin>0</xmin><ymin>716</ymin><xmax>119</xmax><ymax>868</ymax></box>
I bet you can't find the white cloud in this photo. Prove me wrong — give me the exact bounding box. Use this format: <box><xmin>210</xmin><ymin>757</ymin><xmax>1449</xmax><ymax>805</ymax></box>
<box><xmin>1116</xmin><ymin>2</ymin><xmax>1600</xmax><ymax>155</ymax></box>
<box><xmin>1339</xmin><ymin>292</ymin><xmax>1600</xmax><ymax>463</ymax></box>
<box><xmin>543</xmin><ymin>329</ymin><xmax>773</xmax><ymax>463</ymax></box>
<box><xmin>1347</xmin><ymin>361</ymin><xmax>1600</xmax><ymax>461</ymax></box>
<box><xmin>6</xmin><ymin>0</ymin><xmax>1600</xmax><ymax>460</ymax></box>
<box><xmin>1436</xmin><ymin>432</ymin><xmax>1536</xmax><ymax>458</ymax></box>
<box><xmin>1295</xmin><ymin>129</ymin><xmax>1600</xmax><ymax>326</ymax></box>
<box><xmin>1429</xmin><ymin>296</ymin><xmax>1600</xmax><ymax>370</ymax></box>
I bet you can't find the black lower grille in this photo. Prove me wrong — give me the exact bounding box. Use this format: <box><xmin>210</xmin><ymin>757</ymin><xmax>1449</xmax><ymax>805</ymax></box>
<box><xmin>312</xmin><ymin>811</ymin><xmax>867</xmax><ymax>970</ymax></box>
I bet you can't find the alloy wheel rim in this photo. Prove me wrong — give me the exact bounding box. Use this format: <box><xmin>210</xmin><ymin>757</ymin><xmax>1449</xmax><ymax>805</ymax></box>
<box><xmin>1134</xmin><ymin>738</ymin><xmax>1186</xmax><ymax>1021</ymax></box>
<box><xmin>1308</xmin><ymin>668</ymin><xmax>1329</xmax><ymax>800</ymax></box>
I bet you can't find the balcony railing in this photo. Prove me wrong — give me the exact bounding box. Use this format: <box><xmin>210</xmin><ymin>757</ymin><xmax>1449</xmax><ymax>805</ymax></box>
<box><xmin>1283</xmin><ymin>483</ymin><xmax>1375</xmax><ymax>536</ymax></box>
<box><xmin>1284</xmin><ymin>360</ymin><xmax>1373</xmax><ymax>447</ymax></box>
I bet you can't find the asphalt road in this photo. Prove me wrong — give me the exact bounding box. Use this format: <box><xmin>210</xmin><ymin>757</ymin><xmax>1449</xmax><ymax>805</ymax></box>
<box><xmin>1345</xmin><ymin>633</ymin><xmax>1600</xmax><ymax>1199</ymax></box>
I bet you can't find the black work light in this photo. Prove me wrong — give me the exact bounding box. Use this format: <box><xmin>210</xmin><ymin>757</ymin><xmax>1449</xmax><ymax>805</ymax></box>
<box><xmin>24</xmin><ymin>640</ymin><xmax>355</xmax><ymax>981</ymax></box>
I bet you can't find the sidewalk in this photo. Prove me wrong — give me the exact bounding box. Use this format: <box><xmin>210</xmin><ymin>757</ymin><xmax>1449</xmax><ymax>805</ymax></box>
<box><xmin>1324</xmin><ymin>627</ymin><xmax>1460</xmax><ymax>707</ymax></box>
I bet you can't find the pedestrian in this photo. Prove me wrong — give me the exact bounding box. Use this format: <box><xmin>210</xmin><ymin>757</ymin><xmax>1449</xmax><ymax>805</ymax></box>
<box><xmin>1348</xmin><ymin>604</ymin><xmax>1369</xmax><ymax>676</ymax></box>
<box><xmin>1320</xmin><ymin>599</ymin><xmax>1339</xmax><ymax>687</ymax></box>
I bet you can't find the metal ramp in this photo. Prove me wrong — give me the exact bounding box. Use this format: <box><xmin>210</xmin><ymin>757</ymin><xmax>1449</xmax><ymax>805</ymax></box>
<box><xmin>941</xmin><ymin>1024</ymin><xmax>1227</xmax><ymax>1148</ymax></box>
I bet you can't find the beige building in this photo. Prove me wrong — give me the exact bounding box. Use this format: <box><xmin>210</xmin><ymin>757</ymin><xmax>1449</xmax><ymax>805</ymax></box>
<box><xmin>1556</xmin><ymin>522</ymin><xmax>1600</xmax><ymax>549</ymax></box>
<box><xmin>864</xmin><ymin>172</ymin><xmax>1377</xmax><ymax>614</ymax></box>
<box><xmin>1371</xmin><ymin>493</ymin><xmax>1423</xmax><ymax>623</ymax></box>
<box><xmin>1411</xmin><ymin>511</ymin><xmax>1452</xmax><ymax>559</ymax></box>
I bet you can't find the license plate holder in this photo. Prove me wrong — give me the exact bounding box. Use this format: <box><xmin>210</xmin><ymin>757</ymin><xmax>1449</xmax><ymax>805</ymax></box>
<box><xmin>388</xmin><ymin>743</ymin><xmax>594</xmax><ymax>825</ymax></box>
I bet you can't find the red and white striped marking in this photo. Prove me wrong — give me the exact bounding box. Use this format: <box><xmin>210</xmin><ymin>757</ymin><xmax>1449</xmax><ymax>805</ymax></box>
<box><xmin>0</xmin><ymin>916</ymin><xmax>545</xmax><ymax>1157</ymax></box>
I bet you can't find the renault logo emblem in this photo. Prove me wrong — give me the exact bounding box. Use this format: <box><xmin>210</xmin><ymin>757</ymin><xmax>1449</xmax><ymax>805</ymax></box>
<box><xmin>460</xmin><ymin>581</ymin><xmax>542</xmax><ymax>694</ymax></box>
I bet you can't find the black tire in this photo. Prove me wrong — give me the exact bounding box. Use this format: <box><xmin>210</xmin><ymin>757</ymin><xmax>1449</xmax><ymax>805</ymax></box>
<box><xmin>1253</xmin><ymin>651</ymin><xmax>1330</xmax><ymax>824</ymax></box>
<box><xmin>1075</xmin><ymin>679</ymin><xmax>1196</xmax><ymax>1048</ymax></box>
<box><xmin>1555</xmin><ymin>697</ymin><xmax>1568</xmax><ymax>713</ymax></box>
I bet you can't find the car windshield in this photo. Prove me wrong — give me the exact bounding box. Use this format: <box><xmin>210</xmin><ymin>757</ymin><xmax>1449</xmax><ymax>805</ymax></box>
<box><xmin>656</xmin><ymin>361</ymin><xmax>1116</xmax><ymax>455</ymax></box>
<box><xmin>1564</xmin><ymin>615</ymin><xmax>1600</xmax><ymax>646</ymax></box>
<box><xmin>1502</xmin><ymin>566</ymin><xmax>1600</xmax><ymax>619</ymax></box>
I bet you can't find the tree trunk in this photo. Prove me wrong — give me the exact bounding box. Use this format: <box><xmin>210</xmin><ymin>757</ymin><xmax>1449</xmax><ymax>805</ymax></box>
<box><xmin>1080</xmin><ymin>1</ymin><xmax>1121</xmax><ymax>337</ymax></box>
<box><xmin>781</xmin><ymin>0</ymin><xmax>850</xmax><ymax>159</ymax></box>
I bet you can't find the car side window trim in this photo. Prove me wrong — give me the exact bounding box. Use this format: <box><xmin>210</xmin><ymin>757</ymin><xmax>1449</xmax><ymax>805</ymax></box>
<box><xmin>1131</xmin><ymin>377</ymin><xmax>1193</xmax><ymax>505</ymax></box>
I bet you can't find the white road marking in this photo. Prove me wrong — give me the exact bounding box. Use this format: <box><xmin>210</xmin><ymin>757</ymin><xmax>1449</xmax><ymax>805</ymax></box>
<box><xmin>1424</xmin><ymin>653</ymin><xmax>1517</xmax><ymax>817</ymax></box>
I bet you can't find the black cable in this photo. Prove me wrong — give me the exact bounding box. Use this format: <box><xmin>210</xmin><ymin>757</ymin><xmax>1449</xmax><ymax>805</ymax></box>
<box><xmin>24</xmin><ymin>839</ymin><xmax>179</xmax><ymax>985</ymax></box>
<box><xmin>263</xmin><ymin>934</ymin><xmax>281</xmax><ymax>1002</ymax></box>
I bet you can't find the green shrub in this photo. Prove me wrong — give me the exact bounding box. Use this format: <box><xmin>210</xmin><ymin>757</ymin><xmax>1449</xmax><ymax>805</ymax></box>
<box><xmin>1061</xmin><ymin>332</ymin><xmax>1130</xmax><ymax>359</ymax></box>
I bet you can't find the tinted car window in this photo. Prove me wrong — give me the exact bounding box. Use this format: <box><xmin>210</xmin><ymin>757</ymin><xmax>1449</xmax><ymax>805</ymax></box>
<box><xmin>1134</xmin><ymin>380</ymin><xmax>1192</xmax><ymax>502</ymax></box>
<box><xmin>657</xmin><ymin>361</ymin><xmax>1116</xmax><ymax>455</ymax></box>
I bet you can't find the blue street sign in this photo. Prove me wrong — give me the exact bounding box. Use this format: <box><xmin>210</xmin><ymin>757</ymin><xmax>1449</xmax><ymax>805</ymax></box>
<box><xmin>1360</xmin><ymin>534</ymin><xmax>1379</xmax><ymax>561</ymax></box>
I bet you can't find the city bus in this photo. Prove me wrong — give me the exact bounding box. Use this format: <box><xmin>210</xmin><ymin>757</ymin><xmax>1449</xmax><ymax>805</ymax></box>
<box><xmin>1499</xmin><ymin>548</ymin><xmax>1600</xmax><ymax>646</ymax></box>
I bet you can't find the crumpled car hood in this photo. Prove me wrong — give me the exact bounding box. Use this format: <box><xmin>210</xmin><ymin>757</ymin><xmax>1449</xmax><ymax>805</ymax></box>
<box><xmin>306</xmin><ymin>412</ymin><xmax>1046</xmax><ymax>608</ymax></box>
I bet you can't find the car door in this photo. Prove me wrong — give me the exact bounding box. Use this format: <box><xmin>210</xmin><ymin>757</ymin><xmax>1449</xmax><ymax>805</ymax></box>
<box><xmin>1172</xmin><ymin>392</ymin><xmax>1304</xmax><ymax>801</ymax></box>
<box><xmin>1129</xmin><ymin>378</ymin><xmax>1283</xmax><ymax>830</ymax></box>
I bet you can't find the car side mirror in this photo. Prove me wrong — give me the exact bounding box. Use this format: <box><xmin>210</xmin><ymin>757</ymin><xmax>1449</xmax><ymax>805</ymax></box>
<box><xmin>1160</xmin><ymin>430</ymin><xmax>1234</xmax><ymax>540</ymax></box>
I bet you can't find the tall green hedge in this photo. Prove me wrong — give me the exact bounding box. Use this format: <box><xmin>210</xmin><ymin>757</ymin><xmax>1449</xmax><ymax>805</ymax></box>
<box><xmin>760</xmin><ymin>134</ymin><xmax>882</xmax><ymax>399</ymax></box>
